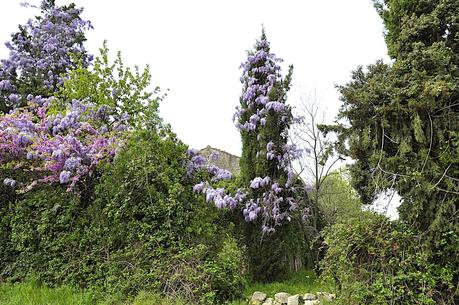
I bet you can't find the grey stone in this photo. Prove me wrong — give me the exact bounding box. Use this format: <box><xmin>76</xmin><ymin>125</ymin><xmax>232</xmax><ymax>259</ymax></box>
<box><xmin>304</xmin><ymin>301</ymin><xmax>320</xmax><ymax>305</ymax></box>
<box><xmin>287</xmin><ymin>294</ymin><xmax>303</xmax><ymax>305</ymax></box>
<box><xmin>303</xmin><ymin>293</ymin><xmax>317</xmax><ymax>300</ymax></box>
<box><xmin>262</xmin><ymin>298</ymin><xmax>274</xmax><ymax>305</ymax></box>
<box><xmin>199</xmin><ymin>146</ymin><xmax>240</xmax><ymax>175</ymax></box>
<box><xmin>274</xmin><ymin>292</ymin><xmax>291</xmax><ymax>304</ymax></box>
<box><xmin>317</xmin><ymin>292</ymin><xmax>335</xmax><ymax>302</ymax></box>
<box><xmin>251</xmin><ymin>291</ymin><xmax>267</xmax><ymax>303</ymax></box>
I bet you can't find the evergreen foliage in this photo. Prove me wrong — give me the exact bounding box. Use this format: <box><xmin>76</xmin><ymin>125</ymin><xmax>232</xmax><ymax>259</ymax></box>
<box><xmin>322</xmin><ymin>0</ymin><xmax>459</xmax><ymax>300</ymax></box>
<box><xmin>235</xmin><ymin>30</ymin><xmax>308</xmax><ymax>282</ymax></box>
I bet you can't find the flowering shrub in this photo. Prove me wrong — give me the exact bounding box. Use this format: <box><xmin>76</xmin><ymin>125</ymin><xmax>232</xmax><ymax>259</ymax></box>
<box><xmin>0</xmin><ymin>97</ymin><xmax>126</xmax><ymax>192</ymax></box>
<box><xmin>0</xmin><ymin>0</ymin><xmax>92</xmax><ymax>112</ymax></box>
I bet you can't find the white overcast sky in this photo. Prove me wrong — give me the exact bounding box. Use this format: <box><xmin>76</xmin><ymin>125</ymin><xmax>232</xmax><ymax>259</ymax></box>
<box><xmin>1</xmin><ymin>0</ymin><xmax>390</xmax><ymax>156</ymax></box>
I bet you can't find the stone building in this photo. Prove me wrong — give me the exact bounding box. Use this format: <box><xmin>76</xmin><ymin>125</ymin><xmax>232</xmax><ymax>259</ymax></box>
<box><xmin>199</xmin><ymin>145</ymin><xmax>240</xmax><ymax>175</ymax></box>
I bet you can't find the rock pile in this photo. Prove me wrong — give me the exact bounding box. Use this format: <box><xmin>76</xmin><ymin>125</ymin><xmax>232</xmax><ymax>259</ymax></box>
<box><xmin>249</xmin><ymin>291</ymin><xmax>335</xmax><ymax>305</ymax></box>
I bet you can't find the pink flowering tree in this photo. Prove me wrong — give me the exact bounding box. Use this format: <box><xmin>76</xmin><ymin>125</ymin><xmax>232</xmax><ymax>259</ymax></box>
<box><xmin>0</xmin><ymin>97</ymin><xmax>126</xmax><ymax>192</ymax></box>
<box><xmin>0</xmin><ymin>1</ymin><xmax>162</xmax><ymax>193</ymax></box>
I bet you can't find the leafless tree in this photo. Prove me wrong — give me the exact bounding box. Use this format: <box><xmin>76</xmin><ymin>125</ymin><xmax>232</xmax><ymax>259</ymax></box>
<box><xmin>291</xmin><ymin>92</ymin><xmax>343</xmax><ymax>231</ymax></box>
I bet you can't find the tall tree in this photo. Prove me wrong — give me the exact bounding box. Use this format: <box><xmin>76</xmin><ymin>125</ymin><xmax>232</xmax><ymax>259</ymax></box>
<box><xmin>293</xmin><ymin>95</ymin><xmax>342</xmax><ymax>231</ymax></box>
<box><xmin>0</xmin><ymin>0</ymin><xmax>92</xmax><ymax>113</ymax></box>
<box><xmin>233</xmin><ymin>30</ymin><xmax>307</xmax><ymax>281</ymax></box>
<box><xmin>323</xmin><ymin>0</ymin><xmax>459</xmax><ymax>299</ymax></box>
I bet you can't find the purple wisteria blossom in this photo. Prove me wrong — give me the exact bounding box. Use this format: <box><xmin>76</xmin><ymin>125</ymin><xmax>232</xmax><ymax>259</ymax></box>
<box><xmin>191</xmin><ymin>31</ymin><xmax>305</xmax><ymax>232</ymax></box>
<box><xmin>185</xmin><ymin>148</ymin><xmax>206</xmax><ymax>177</ymax></box>
<box><xmin>0</xmin><ymin>97</ymin><xmax>125</xmax><ymax>192</ymax></box>
<box><xmin>0</xmin><ymin>1</ymin><xmax>92</xmax><ymax>112</ymax></box>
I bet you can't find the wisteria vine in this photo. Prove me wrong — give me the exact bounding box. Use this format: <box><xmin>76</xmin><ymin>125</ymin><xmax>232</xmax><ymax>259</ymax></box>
<box><xmin>0</xmin><ymin>1</ymin><xmax>92</xmax><ymax>111</ymax></box>
<box><xmin>189</xmin><ymin>33</ymin><xmax>305</xmax><ymax>232</ymax></box>
<box><xmin>0</xmin><ymin>97</ymin><xmax>126</xmax><ymax>192</ymax></box>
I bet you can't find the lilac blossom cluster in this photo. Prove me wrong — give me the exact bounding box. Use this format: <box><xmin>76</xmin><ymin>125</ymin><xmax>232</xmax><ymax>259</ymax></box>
<box><xmin>193</xmin><ymin>181</ymin><xmax>246</xmax><ymax>210</ymax></box>
<box><xmin>233</xmin><ymin>37</ymin><xmax>283</xmax><ymax>132</ymax></box>
<box><xmin>0</xmin><ymin>1</ymin><xmax>92</xmax><ymax>109</ymax></box>
<box><xmin>185</xmin><ymin>149</ymin><xmax>233</xmax><ymax>182</ymax></box>
<box><xmin>0</xmin><ymin>97</ymin><xmax>125</xmax><ymax>192</ymax></box>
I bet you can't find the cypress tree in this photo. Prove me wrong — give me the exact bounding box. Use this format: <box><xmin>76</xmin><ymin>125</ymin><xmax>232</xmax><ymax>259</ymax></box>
<box><xmin>235</xmin><ymin>30</ymin><xmax>306</xmax><ymax>281</ymax></box>
<box><xmin>324</xmin><ymin>0</ymin><xmax>459</xmax><ymax>299</ymax></box>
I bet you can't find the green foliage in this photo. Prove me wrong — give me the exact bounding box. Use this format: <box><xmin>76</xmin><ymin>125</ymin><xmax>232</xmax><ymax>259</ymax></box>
<box><xmin>0</xmin><ymin>280</ymin><xmax>188</xmax><ymax>305</ymax></box>
<box><xmin>0</xmin><ymin>130</ymin><xmax>245</xmax><ymax>304</ymax></box>
<box><xmin>56</xmin><ymin>41</ymin><xmax>164</xmax><ymax>129</ymax></box>
<box><xmin>0</xmin><ymin>280</ymin><xmax>100</xmax><ymax>305</ymax></box>
<box><xmin>317</xmin><ymin>168</ymin><xmax>362</xmax><ymax>226</ymax></box>
<box><xmin>321</xmin><ymin>212</ymin><xmax>456</xmax><ymax>304</ymax></box>
<box><xmin>323</xmin><ymin>0</ymin><xmax>459</xmax><ymax>299</ymax></box>
<box><xmin>157</xmin><ymin>238</ymin><xmax>245</xmax><ymax>304</ymax></box>
<box><xmin>242</xmin><ymin>218</ymin><xmax>307</xmax><ymax>283</ymax></box>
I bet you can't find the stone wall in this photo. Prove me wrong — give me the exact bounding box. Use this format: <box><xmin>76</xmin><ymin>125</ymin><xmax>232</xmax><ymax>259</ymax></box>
<box><xmin>199</xmin><ymin>145</ymin><xmax>240</xmax><ymax>175</ymax></box>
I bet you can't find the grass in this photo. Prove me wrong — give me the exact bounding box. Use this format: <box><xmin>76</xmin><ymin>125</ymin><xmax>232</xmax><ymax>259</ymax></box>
<box><xmin>0</xmin><ymin>281</ymin><xmax>186</xmax><ymax>305</ymax></box>
<box><xmin>0</xmin><ymin>281</ymin><xmax>97</xmax><ymax>305</ymax></box>
<box><xmin>0</xmin><ymin>270</ymin><xmax>332</xmax><ymax>305</ymax></box>
<box><xmin>229</xmin><ymin>269</ymin><xmax>334</xmax><ymax>305</ymax></box>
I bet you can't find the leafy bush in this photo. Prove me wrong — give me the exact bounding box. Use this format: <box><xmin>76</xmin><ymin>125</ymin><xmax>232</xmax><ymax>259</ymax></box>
<box><xmin>321</xmin><ymin>212</ymin><xmax>456</xmax><ymax>305</ymax></box>
<box><xmin>0</xmin><ymin>130</ymin><xmax>246</xmax><ymax>304</ymax></box>
<box><xmin>158</xmin><ymin>238</ymin><xmax>245</xmax><ymax>304</ymax></box>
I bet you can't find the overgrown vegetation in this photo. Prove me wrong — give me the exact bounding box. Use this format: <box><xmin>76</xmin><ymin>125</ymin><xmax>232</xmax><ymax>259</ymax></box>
<box><xmin>321</xmin><ymin>0</ymin><xmax>459</xmax><ymax>303</ymax></box>
<box><xmin>1</xmin><ymin>0</ymin><xmax>458</xmax><ymax>304</ymax></box>
<box><xmin>321</xmin><ymin>212</ymin><xmax>455</xmax><ymax>304</ymax></box>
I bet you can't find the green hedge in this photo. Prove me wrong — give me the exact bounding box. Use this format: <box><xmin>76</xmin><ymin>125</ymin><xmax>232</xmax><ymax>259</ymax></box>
<box><xmin>321</xmin><ymin>212</ymin><xmax>456</xmax><ymax>304</ymax></box>
<box><xmin>0</xmin><ymin>130</ymin><xmax>245</xmax><ymax>304</ymax></box>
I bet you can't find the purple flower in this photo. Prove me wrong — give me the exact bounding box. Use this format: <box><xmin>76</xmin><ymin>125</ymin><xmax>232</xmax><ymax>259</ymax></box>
<box><xmin>59</xmin><ymin>170</ymin><xmax>71</xmax><ymax>184</ymax></box>
<box><xmin>8</xmin><ymin>94</ymin><xmax>19</xmax><ymax>103</ymax></box>
<box><xmin>193</xmin><ymin>182</ymin><xmax>206</xmax><ymax>193</ymax></box>
<box><xmin>64</xmin><ymin>156</ymin><xmax>81</xmax><ymax>171</ymax></box>
<box><xmin>224</xmin><ymin>195</ymin><xmax>238</xmax><ymax>209</ymax></box>
<box><xmin>249</xmin><ymin>114</ymin><xmax>259</xmax><ymax>125</ymax></box>
<box><xmin>213</xmin><ymin>168</ymin><xmax>232</xmax><ymax>181</ymax></box>
<box><xmin>26</xmin><ymin>151</ymin><xmax>34</xmax><ymax>160</ymax></box>
<box><xmin>3</xmin><ymin>178</ymin><xmax>17</xmax><ymax>187</ymax></box>
<box><xmin>250</xmin><ymin>177</ymin><xmax>263</xmax><ymax>189</ymax></box>
<box><xmin>266</xmin><ymin>101</ymin><xmax>285</xmax><ymax>112</ymax></box>
<box><xmin>272</xmin><ymin>183</ymin><xmax>282</xmax><ymax>194</ymax></box>
<box><xmin>0</xmin><ymin>80</ymin><xmax>13</xmax><ymax>91</ymax></box>
<box><xmin>248</xmin><ymin>211</ymin><xmax>257</xmax><ymax>221</ymax></box>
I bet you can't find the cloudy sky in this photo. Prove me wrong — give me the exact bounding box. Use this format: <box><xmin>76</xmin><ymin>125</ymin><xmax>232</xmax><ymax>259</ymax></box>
<box><xmin>1</xmin><ymin>0</ymin><xmax>389</xmax><ymax>155</ymax></box>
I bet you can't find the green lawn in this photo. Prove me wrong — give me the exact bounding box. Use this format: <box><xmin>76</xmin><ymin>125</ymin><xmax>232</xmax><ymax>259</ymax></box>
<box><xmin>0</xmin><ymin>282</ymin><xmax>186</xmax><ymax>305</ymax></box>
<box><xmin>0</xmin><ymin>270</ymin><xmax>333</xmax><ymax>305</ymax></box>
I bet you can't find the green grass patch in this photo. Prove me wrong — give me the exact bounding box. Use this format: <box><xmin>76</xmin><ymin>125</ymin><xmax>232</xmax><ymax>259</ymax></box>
<box><xmin>245</xmin><ymin>269</ymin><xmax>333</xmax><ymax>296</ymax></box>
<box><xmin>0</xmin><ymin>281</ymin><xmax>186</xmax><ymax>305</ymax></box>
<box><xmin>0</xmin><ymin>269</ymin><xmax>332</xmax><ymax>305</ymax></box>
<box><xmin>0</xmin><ymin>281</ymin><xmax>100</xmax><ymax>305</ymax></box>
